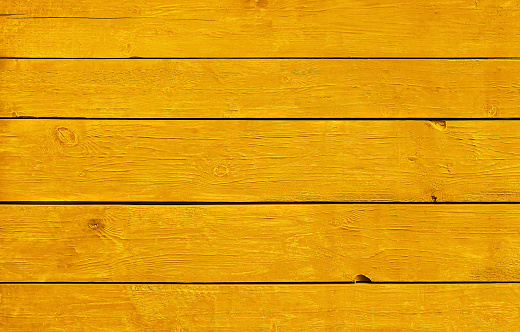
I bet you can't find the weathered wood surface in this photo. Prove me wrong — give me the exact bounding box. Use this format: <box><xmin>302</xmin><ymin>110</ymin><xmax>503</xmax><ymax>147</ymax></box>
<box><xmin>1</xmin><ymin>59</ymin><xmax>517</xmax><ymax>118</ymax></box>
<box><xmin>1</xmin><ymin>119</ymin><xmax>520</xmax><ymax>202</ymax></box>
<box><xmin>3</xmin><ymin>0</ymin><xmax>520</xmax><ymax>330</ymax></box>
<box><xmin>1</xmin><ymin>204</ymin><xmax>520</xmax><ymax>282</ymax></box>
<box><xmin>2</xmin><ymin>284</ymin><xmax>519</xmax><ymax>331</ymax></box>
<box><xmin>2</xmin><ymin>0</ymin><xmax>520</xmax><ymax>57</ymax></box>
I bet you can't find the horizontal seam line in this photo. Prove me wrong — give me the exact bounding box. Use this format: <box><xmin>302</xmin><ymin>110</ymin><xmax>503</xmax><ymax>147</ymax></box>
<box><xmin>1</xmin><ymin>57</ymin><xmax>520</xmax><ymax>60</ymax></box>
<box><xmin>1</xmin><ymin>202</ymin><xmax>520</xmax><ymax>205</ymax></box>
<box><xmin>0</xmin><ymin>117</ymin><xmax>516</xmax><ymax>121</ymax></box>
<box><xmin>0</xmin><ymin>282</ymin><xmax>519</xmax><ymax>285</ymax></box>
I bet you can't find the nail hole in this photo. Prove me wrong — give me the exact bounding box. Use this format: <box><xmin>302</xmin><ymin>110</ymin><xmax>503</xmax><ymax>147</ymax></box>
<box><xmin>488</xmin><ymin>108</ymin><xmax>497</xmax><ymax>117</ymax></box>
<box><xmin>353</xmin><ymin>274</ymin><xmax>372</xmax><ymax>283</ymax></box>
<box><xmin>431</xmin><ymin>195</ymin><xmax>438</xmax><ymax>202</ymax></box>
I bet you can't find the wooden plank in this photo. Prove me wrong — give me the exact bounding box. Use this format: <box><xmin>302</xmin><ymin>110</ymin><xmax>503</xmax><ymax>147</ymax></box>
<box><xmin>2</xmin><ymin>0</ymin><xmax>520</xmax><ymax>57</ymax></box>
<box><xmin>1</xmin><ymin>204</ymin><xmax>520</xmax><ymax>282</ymax></box>
<box><xmin>1</xmin><ymin>59</ymin><xmax>517</xmax><ymax>118</ymax></box>
<box><xmin>1</xmin><ymin>120</ymin><xmax>520</xmax><ymax>202</ymax></box>
<box><xmin>2</xmin><ymin>284</ymin><xmax>519</xmax><ymax>330</ymax></box>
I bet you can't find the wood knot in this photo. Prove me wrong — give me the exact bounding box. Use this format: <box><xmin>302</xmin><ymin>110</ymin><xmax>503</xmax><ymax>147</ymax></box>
<box><xmin>255</xmin><ymin>0</ymin><xmax>268</xmax><ymax>7</ymax></box>
<box><xmin>56</xmin><ymin>127</ymin><xmax>78</xmax><ymax>146</ymax></box>
<box><xmin>87</xmin><ymin>219</ymin><xmax>105</xmax><ymax>230</ymax></box>
<box><xmin>246</xmin><ymin>0</ymin><xmax>268</xmax><ymax>8</ymax></box>
<box><xmin>428</xmin><ymin>120</ymin><xmax>447</xmax><ymax>131</ymax></box>
<box><xmin>213</xmin><ymin>164</ymin><xmax>229</xmax><ymax>177</ymax></box>
<box><xmin>121</xmin><ymin>43</ymin><xmax>134</xmax><ymax>56</ymax></box>
<box><xmin>162</xmin><ymin>87</ymin><xmax>173</xmax><ymax>95</ymax></box>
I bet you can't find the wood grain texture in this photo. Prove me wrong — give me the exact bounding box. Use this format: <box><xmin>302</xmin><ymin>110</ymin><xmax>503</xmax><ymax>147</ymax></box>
<box><xmin>1</xmin><ymin>119</ymin><xmax>520</xmax><ymax>202</ymax></box>
<box><xmin>1</xmin><ymin>59</ymin><xmax>518</xmax><ymax>118</ymax></box>
<box><xmin>1</xmin><ymin>204</ymin><xmax>520</xmax><ymax>282</ymax></box>
<box><xmin>2</xmin><ymin>284</ymin><xmax>520</xmax><ymax>331</ymax></box>
<box><xmin>2</xmin><ymin>0</ymin><xmax>520</xmax><ymax>57</ymax></box>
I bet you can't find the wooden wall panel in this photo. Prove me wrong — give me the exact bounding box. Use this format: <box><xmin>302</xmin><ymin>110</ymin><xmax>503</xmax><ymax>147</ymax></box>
<box><xmin>2</xmin><ymin>0</ymin><xmax>519</xmax><ymax>329</ymax></box>
<box><xmin>2</xmin><ymin>59</ymin><xmax>518</xmax><ymax>119</ymax></box>
<box><xmin>1</xmin><ymin>204</ymin><xmax>520</xmax><ymax>282</ymax></box>
<box><xmin>1</xmin><ymin>119</ymin><xmax>520</xmax><ymax>202</ymax></box>
<box><xmin>2</xmin><ymin>0</ymin><xmax>520</xmax><ymax>57</ymax></box>
<box><xmin>2</xmin><ymin>284</ymin><xmax>520</xmax><ymax>331</ymax></box>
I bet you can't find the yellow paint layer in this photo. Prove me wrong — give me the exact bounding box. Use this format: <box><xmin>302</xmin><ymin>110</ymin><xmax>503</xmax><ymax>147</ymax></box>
<box><xmin>1</xmin><ymin>204</ymin><xmax>520</xmax><ymax>282</ymax></box>
<box><xmin>1</xmin><ymin>59</ymin><xmax>516</xmax><ymax>118</ymax></box>
<box><xmin>1</xmin><ymin>119</ymin><xmax>520</xmax><ymax>202</ymax></box>
<box><xmin>2</xmin><ymin>0</ymin><xmax>520</xmax><ymax>57</ymax></box>
<box><xmin>2</xmin><ymin>284</ymin><xmax>520</xmax><ymax>331</ymax></box>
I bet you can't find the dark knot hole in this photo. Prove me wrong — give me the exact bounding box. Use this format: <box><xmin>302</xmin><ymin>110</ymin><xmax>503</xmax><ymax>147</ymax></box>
<box><xmin>353</xmin><ymin>274</ymin><xmax>372</xmax><ymax>283</ymax></box>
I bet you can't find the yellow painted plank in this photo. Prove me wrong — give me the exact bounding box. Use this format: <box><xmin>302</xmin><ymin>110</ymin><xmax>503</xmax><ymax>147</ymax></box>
<box><xmin>2</xmin><ymin>0</ymin><xmax>520</xmax><ymax>57</ymax></box>
<box><xmin>2</xmin><ymin>284</ymin><xmax>519</xmax><ymax>331</ymax></box>
<box><xmin>0</xmin><ymin>119</ymin><xmax>518</xmax><ymax>201</ymax></box>
<box><xmin>1</xmin><ymin>204</ymin><xmax>520</xmax><ymax>282</ymax></box>
<box><xmin>1</xmin><ymin>59</ymin><xmax>516</xmax><ymax>118</ymax></box>
<box><xmin>1</xmin><ymin>120</ymin><xmax>520</xmax><ymax>202</ymax></box>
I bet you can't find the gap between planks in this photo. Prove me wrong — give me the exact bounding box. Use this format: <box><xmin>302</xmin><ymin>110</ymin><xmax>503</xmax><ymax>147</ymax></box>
<box><xmin>1</xmin><ymin>281</ymin><xmax>520</xmax><ymax>285</ymax></box>
<box><xmin>3</xmin><ymin>201</ymin><xmax>520</xmax><ymax>205</ymax></box>
<box><xmin>2</xmin><ymin>57</ymin><xmax>520</xmax><ymax>59</ymax></box>
<box><xmin>5</xmin><ymin>118</ymin><xmax>520</xmax><ymax>121</ymax></box>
